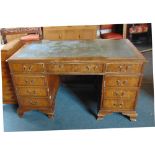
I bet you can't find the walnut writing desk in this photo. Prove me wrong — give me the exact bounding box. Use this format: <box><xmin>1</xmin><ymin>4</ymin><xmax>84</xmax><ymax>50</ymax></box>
<box><xmin>7</xmin><ymin>39</ymin><xmax>146</xmax><ymax>121</ymax></box>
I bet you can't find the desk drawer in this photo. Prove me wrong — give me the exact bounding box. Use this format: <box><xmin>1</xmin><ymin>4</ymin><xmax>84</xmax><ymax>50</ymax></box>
<box><xmin>104</xmin><ymin>87</ymin><xmax>137</xmax><ymax>98</ymax></box>
<box><xmin>16</xmin><ymin>87</ymin><xmax>49</xmax><ymax>97</ymax></box>
<box><xmin>46</xmin><ymin>63</ymin><xmax>103</xmax><ymax>73</ymax></box>
<box><xmin>13</xmin><ymin>75</ymin><xmax>47</xmax><ymax>86</ymax></box>
<box><xmin>103</xmin><ymin>99</ymin><xmax>135</xmax><ymax>110</ymax></box>
<box><xmin>106</xmin><ymin>63</ymin><xmax>142</xmax><ymax>73</ymax></box>
<box><xmin>18</xmin><ymin>97</ymin><xmax>50</xmax><ymax>107</ymax></box>
<box><xmin>10</xmin><ymin>63</ymin><xmax>44</xmax><ymax>73</ymax></box>
<box><xmin>104</xmin><ymin>75</ymin><xmax>140</xmax><ymax>87</ymax></box>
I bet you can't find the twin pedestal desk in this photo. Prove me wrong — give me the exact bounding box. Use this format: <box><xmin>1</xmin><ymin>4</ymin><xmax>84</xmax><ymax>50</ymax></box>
<box><xmin>7</xmin><ymin>39</ymin><xmax>146</xmax><ymax>121</ymax></box>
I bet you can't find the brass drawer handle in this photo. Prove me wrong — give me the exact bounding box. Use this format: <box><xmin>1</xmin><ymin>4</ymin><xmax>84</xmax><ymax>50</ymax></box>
<box><xmin>29</xmin><ymin>100</ymin><xmax>38</xmax><ymax>105</ymax></box>
<box><xmin>123</xmin><ymin>80</ymin><xmax>128</xmax><ymax>85</ymax></box>
<box><xmin>116</xmin><ymin>80</ymin><xmax>121</xmax><ymax>86</ymax></box>
<box><xmin>114</xmin><ymin>91</ymin><xmax>125</xmax><ymax>97</ymax></box>
<box><xmin>59</xmin><ymin>34</ymin><xmax>62</xmax><ymax>39</ymax></box>
<box><xmin>24</xmin><ymin>79</ymin><xmax>34</xmax><ymax>85</ymax></box>
<box><xmin>116</xmin><ymin>80</ymin><xmax>128</xmax><ymax>86</ymax></box>
<box><xmin>113</xmin><ymin>100</ymin><xmax>124</xmax><ymax>108</ymax></box>
<box><xmin>127</xmin><ymin>65</ymin><xmax>132</xmax><ymax>71</ymax></box>
<box><xmin>119</xmin><ymin>65</ymin><xmax>126</xmax><ymax>72</ymax></box>
<box><xmin>58</xmin><ymin>64</ymin><xmax>63</xmax><ymax>69</ymax></box>
<box><xmin>26</xmin><ymin>90</ymin><xmax>36</xmax><ymax>95</ymax></box>
<box><xmin>23</xmin><ymin>65</ymin><xmax>33</xmax><ymax>72</ymax></box>
<box><xmin>118</xmin><ymin>64</ymin><xmax>132</xmax><ymax>72</ymax></box>
<box><xmin>78</xmin><ymin>34</ymin><xmax>81</xmax><ymax>39</ymax></box>
<box><xmin>94</xmin><ymin>65</ymin><xmax>98</xmax><ymax>70</ymax></box>
<box><xmin>86</xmin><ymin>65</ymin><xmax>91</xmax><ymax>71</ymax></box>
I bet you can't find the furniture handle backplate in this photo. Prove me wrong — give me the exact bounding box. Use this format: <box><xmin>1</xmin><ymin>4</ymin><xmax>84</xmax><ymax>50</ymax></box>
<box><xmin>86</xmin><ymin>65</ymin><xmax>91</xmax><ymax>71</ymax></box>
<box><xmin>59</xmin><ymin>34</ymin><xmax>62</xmax><ymax>39</ymax></box>
<box><xmin>29</xmin><ymin>100</ymin><xmax>38</xmax><ymax>105</ymax></box>
<box><xmin>23</xmin><ymin>65</ymin><xmax>33</xmax><ymax>72</ymax></box>
<box><xmin>113</xmin><ymin>100</ymin><xmax>124</xmax><ymax>108</ymax></box>
<box><xmin>114</xmin><ymin>91</ymin><xmax>125</xmax><ymax>97</ymax></box>
<box><xmin>24</xmin><ymin>79</ymin><xmax>34</xmax><ymax>85</ymax></box>
<box><xmin>116</xmin><ymin>80</ymin><xmax>128</xmax><ymax>86</ymax></box>
<box><xmin>26</xmin><ymin>90</ymin><xmax>36</xmax><ymax>95</ymax></box>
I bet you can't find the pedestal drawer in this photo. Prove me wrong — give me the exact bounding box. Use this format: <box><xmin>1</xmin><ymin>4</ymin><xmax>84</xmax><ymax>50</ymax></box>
<box><xmin>18</xmin><ymin>97</ymin><xmax>50</xmax><ymax>107</ymax></box>
<box><xmin>104</xmin><ymin>87</ymin><xmax>137</xmax><ymax>98</ymax></box>
<box><xmin>10</xmin><ymin>63</ymin><xmax>44</xmax><ymax>73</ymax></box>
<box><xmin>106</xmin><ymin>63</ymin><xmax>142</xmax><ymax>73</ymax></box>
<box><xmin>13</xmin><ymin>75</ymin><xmax>47</xmax><ymax>86</ymax></box>
<box><xmin>103</xmin><ymin>99</ymin><xmax>135</xmax><ymax>110</ymax></box>
<box><xmin>16</xmin><ymin>87</ymin><xmax>49</xmax><ymax>97</ymax></box>
<box><xmin>104</xmin><ymin>75</ymin><xmax>140</xmax><ymax>87</ymax></box>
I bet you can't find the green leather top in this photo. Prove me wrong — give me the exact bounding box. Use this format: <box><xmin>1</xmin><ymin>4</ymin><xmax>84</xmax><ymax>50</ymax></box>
<box><xmin>11</xmin><ymin>39</ymin><xmax>142</xmax><ymax>59</ymax></box>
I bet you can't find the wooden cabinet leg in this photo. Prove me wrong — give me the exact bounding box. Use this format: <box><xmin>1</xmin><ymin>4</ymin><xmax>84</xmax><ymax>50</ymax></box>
<box><xmin>47</xmin><ymin>114</ymin><xmax>54</xmax><ymax>119</ymax></box>
<box><xmin>122</xmin><ymin>111</ymin><xmax>138</xmax><ymax>121</ymax></box>
<box><xmin>97</xmin><ymin>111</ymin><xmax>112</xmax><ymax>120</ymax></box>
<box><xmin>17</xmin><ymin>108</ymin><xmax>24</xmax><ymax>118</ymax></box>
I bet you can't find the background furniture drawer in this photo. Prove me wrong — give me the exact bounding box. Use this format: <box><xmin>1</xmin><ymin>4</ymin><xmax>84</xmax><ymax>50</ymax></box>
<box><xmin>63</xmin><ymin>30</ymin><xmax>79</xmax><ymax>40</ymax></box>
<box><xmin>104</xmin><ymin>88</ymin><xmax>137</xmax><ymax>98</ymax></box>
<box><xmin>103</xmin><ymin>99</ymin><xmax>135</xmax><ymax>110</ymax></box>
<box><xmin>43</xmin><ymin>29</ymin><xmax>64</xmax><ymax>40</ymax></box>
<box><xmin>106</xmin><ymin>63</ymin><xmax>142</xmax><ymax>73</ymax></box>
<box><xmin>13</xmin><ymin>75</ymin><xmax>47</xmax><ymax>86</ymax></box>
<box><xmin>16</xmin><ymin>87</ymin><xmax>48</xmax><ymax>97</ymax></box>
<box><xmin>79</xmin><ymin>29</ymin><xmax>96</xmax><ymax>39</ymax></box>
<box><xmin>105</xmin><ymin>76</ymin><xmax>140</xmax><ymax>87</ymax></box>
<box><xmin>3</xmin><ymin>93</ymin><xmax>16</xmax><ymax>102</ymax></box>
<box><xmin>10</xmin><ymin>63</ymin><xmax>44</xmax><ymax>73</ymax></box>
<box><xmin>46</xmin><ymin>63</ymin><xmax>103</xmax><ymax>73</ymax></box>
<box><xmin>18</xmin><ymin>97</ymin><xmax>50</xmax><ymax>107</ymax></box>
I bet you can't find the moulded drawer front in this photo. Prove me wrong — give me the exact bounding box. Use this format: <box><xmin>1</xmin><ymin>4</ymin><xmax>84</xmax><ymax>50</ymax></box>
<box><xmin>103</xmin><ymin>99</ymin><xmax>135</xmax><ymax>110</ymax></box>
<box><xmin>10</xmin><ymin>63</ymin><xmax>44</xmax><ymax>73</ymax></box>
<box><xmin>16</xmin><ymin>87</ymin><xmax>48</xmax><ymax>97</ymax></box>
<box><xmin>13</xmin><ymin>75</ymin><xmax>47</xmax><ymax>86</ymax></box>
<box><xmin>46</xmin><ymin>63</ymin><xmax>103</xmax><ymax>73</ymax></box>
<box><xmin>106</xmin><ymin>63</ymin><xmax>142</xmax><ymax>73</ymax></box>
<box><xmin>104</xmin><ymin>88</ymin><xmax>137</xmax><ymax>98</ymax></box>
<box><xmin>105</xmin><ymin>76</ymin><xmax>140</xmax><ymax>87</ymax></box>
<box><xmin>18</xmin><ymin>97</ymin><xmax>50</xmax><ymax>107</ymax></box>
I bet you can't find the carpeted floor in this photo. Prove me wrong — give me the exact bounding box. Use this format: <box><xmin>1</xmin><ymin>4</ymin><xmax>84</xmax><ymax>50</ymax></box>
<box><xmin>2</xmin><ymin>51</ymin><xmax>154</xmax><ymax>132</ymax></box>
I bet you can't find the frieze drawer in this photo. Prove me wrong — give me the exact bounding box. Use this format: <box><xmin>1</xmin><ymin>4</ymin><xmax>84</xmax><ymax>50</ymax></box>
<box><xmin>10</xmin><ymin>63</ymin><xmax>45</xmax><ymax>73</ymax></box>
<box><xmin>104</xmin><ymin>75</ymin><xmax>140</xmax><ymax>87</ymax></box>
<box><xmin>103</xmin><ymin>99</ymin><xmax>135</xmax><ymax>110</ymax></box>
<box><xmin>104</xmin><ymin>87</ymin><xmax>137</xmax><ymax>98</ymax></box>
<box><xmin>16</xmin><ymin>87</ymin><xmax>49</xmax><ymax>97</ymax></box>
<box><xmin>106</xmin><ymin>63</ymin><xmax>142</xmax><ymax>73</ymax></box>
<box><xmin>13</xmin><ymin>75</ymin><xmax>47</xmax><ymax>86</ymax></box>
<box><xmin>46</xmin><ymin>63</ymin><xmax>103</xmax><ymax>73</ymax></box>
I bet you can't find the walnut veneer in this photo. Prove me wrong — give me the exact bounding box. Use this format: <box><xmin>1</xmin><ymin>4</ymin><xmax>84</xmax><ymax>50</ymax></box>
<box><xmin>7</xmin><ymin>39</ymin><xmax>146</xmax><ymax>120</ymax></box>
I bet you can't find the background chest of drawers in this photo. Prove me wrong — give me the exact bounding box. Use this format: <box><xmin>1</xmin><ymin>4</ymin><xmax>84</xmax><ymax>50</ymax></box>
<box><xmin>43</xmin><ymin>26</ymin><xmax>97</xmax><ymax>40</ymax></box>
<box><xmin>1</xmin><ymin>39</ymin><xmax>24</xmax><ymax>104</ymax></box>
<box><xmin>9</xmin><ymin>63</ymin><xmax>60</xmax><ymax>118</ymax></box>
<box><xmin>98</xmin><ymin>62</ymin><xmax>144</xmax><ymax>121</ymax></box>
